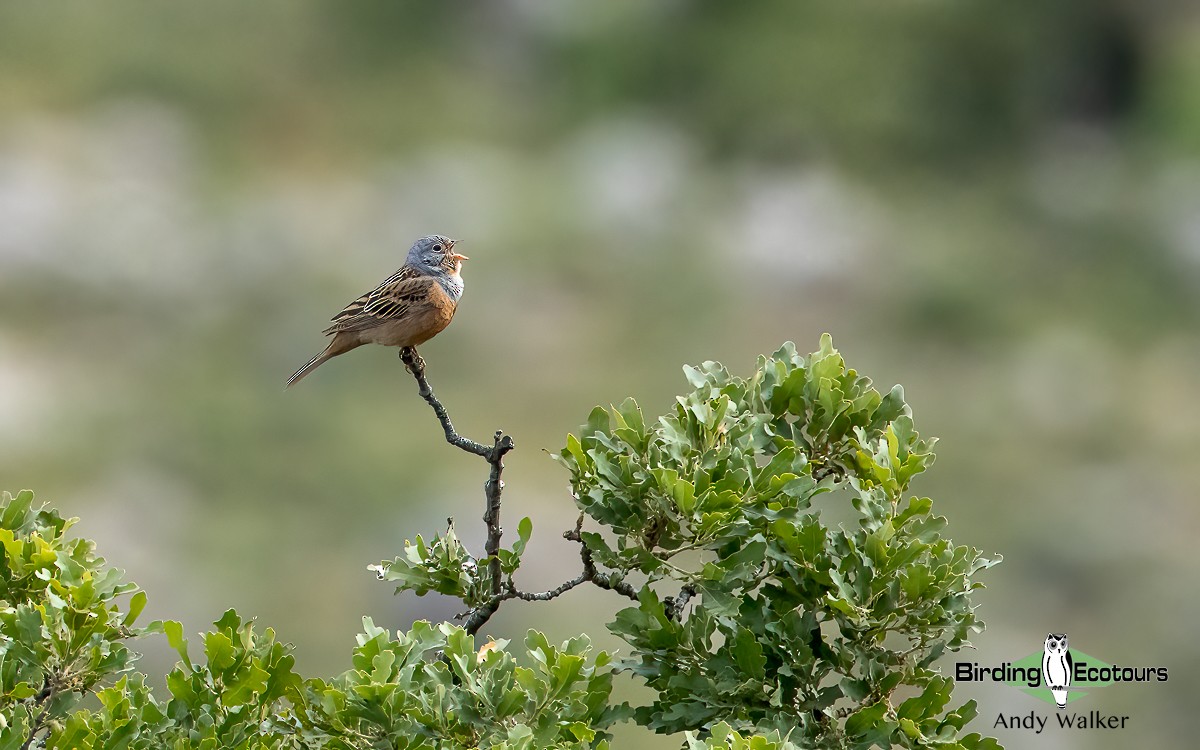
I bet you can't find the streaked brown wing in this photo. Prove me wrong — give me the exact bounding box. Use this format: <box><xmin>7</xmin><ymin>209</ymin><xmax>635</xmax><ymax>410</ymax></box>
<box><xmin>322</xmin><ymin>271</ymin><xmax>434</xmax><ymax>335</ymax></box>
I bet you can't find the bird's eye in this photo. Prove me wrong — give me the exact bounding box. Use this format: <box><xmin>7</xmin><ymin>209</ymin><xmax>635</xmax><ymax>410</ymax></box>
<box><xmin>432</xmin><ymin>244</ymin><xmax>443</xmax><ymax>253</ymax></box>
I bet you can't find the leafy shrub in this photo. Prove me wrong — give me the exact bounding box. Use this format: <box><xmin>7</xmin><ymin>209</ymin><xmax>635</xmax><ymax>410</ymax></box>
<box><xmin>551</xmin><ymin>336</ymin><xmax>1000</xmax><ymax>746</ymax></box>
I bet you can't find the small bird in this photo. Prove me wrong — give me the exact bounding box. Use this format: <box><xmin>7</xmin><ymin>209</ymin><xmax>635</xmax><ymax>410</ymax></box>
<box><xmin>286</xmin><ymin>234</ymin><xmax>467</xmax><ymax>387</ymax></box>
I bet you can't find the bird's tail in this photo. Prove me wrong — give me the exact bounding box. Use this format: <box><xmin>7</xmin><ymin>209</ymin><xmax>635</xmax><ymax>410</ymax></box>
<box><xmin>286</xmin><ymin>349</ymin><xmax>331</xmax><ymax>388</ymax></box>
<box><xmin>286</xmin><ymin>335</ymin><xmax>363</xmax><ymax>388</ymax></box>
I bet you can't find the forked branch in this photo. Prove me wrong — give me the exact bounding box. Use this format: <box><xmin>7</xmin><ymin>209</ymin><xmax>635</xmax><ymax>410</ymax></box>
<box><xmin>398</xmin><ymin>348</ymin><xmax>637</xmax><ymax>636</ymax></box>
<box><xmin>400</xmin><ymin>347</ymin><xmax>513</xmax><ymax>634</ymax></box>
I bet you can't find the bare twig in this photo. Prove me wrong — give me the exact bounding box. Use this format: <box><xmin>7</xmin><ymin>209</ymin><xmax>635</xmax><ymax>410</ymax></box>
<box><xmin>482</xmin><ymin>430</ymin><xmax>513</xmax><ymax>597</ymax></box>
<box><xmin>511</xmin><ymin>514</ymin><xmax>639</xmax><ymax>603</ymax></box>
<box><xmin>400</xmin><ymin>348</ymin><xmax>496</xmax><ymax>458</ymax></box>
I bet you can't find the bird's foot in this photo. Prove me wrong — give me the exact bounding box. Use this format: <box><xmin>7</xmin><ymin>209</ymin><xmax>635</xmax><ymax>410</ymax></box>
<box><xmin>400</xmin><ymin>347</ymin><xmax>426</xmax><ymax>375</ymax></box>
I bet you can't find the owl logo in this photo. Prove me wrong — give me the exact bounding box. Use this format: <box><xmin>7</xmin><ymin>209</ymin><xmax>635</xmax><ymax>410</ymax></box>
<box><xmin>1042</xmin><ymin>633</ymin><xmax>1073</xmax><ymax>708</ymax></box>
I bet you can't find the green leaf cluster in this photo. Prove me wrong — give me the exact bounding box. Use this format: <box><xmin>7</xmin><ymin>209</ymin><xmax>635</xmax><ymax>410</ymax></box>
<box><xmin>684</xmin><ymin>721</ymin><xmax>801</xmax><ymax>750</ymax></box>
<box><xmin>0</xmin><ymin>490</ymin><xmax>144</xmax><ymax>749</ymax></box>
<box><xmin>371</xmin><ymin>523</ymin><xmax>487</xmax><ymax>606</ymax></box>
<box><xmin>554</xmin><ymin>336</ymin><xmax>1001</xmax><ymax>747</ymax></box>
<box><xmin>371</xmin><ymin>518</ymin><xmax>534</xmax><ymax>610</ymax></box>
<box><xmin>302</xmin><ymin>621</ymin><xmax>616</xmax><ymax>749</ymax></box>
<box><xmin>42</xmin><ymin>608</ymin><xmax>302</xmax><ymax>750</ymax></box>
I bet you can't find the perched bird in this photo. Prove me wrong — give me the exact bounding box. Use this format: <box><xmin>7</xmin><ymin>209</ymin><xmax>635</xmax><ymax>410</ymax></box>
<box><xmin>286</xmin><ymin>234</ymin><xmax>467</xmax><ymax>387</ymax></box>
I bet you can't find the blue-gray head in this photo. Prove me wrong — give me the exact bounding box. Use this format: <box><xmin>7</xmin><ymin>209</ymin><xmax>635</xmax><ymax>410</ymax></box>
<box><xmin>406</xmin><ymin>234</ymin><xmax>467</xmax><ymax>299</ymax></box>
<box><xmin>406</xmin><ymin>235</ymin><xmax>466</xmax><ymax>274</ymax></box>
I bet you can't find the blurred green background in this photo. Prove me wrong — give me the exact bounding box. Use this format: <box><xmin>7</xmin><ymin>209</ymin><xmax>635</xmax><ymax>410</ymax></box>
<box><xmin>1</xmin><ymin>1</ymin><xmax>1197</xmax><ymax>747</ymax></box>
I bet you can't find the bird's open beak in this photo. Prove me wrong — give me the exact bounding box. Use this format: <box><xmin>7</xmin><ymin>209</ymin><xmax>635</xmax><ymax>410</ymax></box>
<box><xmin>447</xmin><ymin>240</ymin><xmax>468</xmax><ymax>261</ymax></box>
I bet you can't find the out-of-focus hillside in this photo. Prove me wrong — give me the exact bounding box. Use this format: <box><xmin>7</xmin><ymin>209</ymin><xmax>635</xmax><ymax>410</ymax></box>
<box><xmin>1</xmin><ymin>3</ymin><xmax>1198</xmax><ymax>747</ymax></box>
